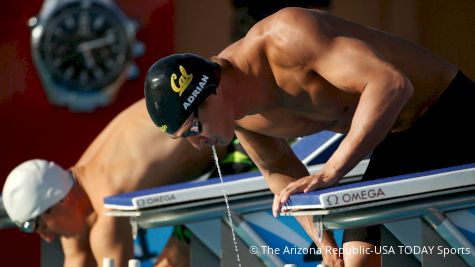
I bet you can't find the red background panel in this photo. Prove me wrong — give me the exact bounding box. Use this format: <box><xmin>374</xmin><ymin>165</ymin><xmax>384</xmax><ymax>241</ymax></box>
<box><xmin>0</xmin><ymin>0</ymin><xmax>174</xmax><ymax>266</ymax></box>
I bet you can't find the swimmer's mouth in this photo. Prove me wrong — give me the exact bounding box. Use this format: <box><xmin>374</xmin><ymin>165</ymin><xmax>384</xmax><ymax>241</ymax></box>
<box><xmin>210</xmin><ymin>138</ymin><xmax>219</xmax><ymax>146</ymax></box>
<box><xmin>205</xmin><ymin>137</ymin><xmax>222</xmax><ymax>146</ymax></box>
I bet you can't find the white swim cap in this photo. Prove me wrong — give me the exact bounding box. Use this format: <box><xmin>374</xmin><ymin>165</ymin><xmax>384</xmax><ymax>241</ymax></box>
<box><xmin>2</xmin><ymin>159</ymin><xmax>74</xmax><ymax>225</ymax></box>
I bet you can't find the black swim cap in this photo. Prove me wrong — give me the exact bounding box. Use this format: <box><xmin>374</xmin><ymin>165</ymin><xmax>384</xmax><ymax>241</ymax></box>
<box><xmin>144</xmin><ymin>53</ymin><xmax>221</xmax><ymax>134</ymax></box>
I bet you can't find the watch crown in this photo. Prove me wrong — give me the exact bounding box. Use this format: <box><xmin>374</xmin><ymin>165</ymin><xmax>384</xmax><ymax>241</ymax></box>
<box><xmin>128</xmin><ymin>18</ymin><xmax>141</xmax><ymax>33</ymax></box>
<box><xmin>132</xmin><ymin>41</ymin><xmax>145</xmax><ymax>58</ymax></box>
<box><xmin>27</xmin><ymin>16</ymin><xmax>39</xmax><ymax>29</ymax></box>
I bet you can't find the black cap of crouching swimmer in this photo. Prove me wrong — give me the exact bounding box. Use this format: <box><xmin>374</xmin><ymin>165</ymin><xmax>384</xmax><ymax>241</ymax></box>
<box><xmin>144</xmin><ymin>53</ymin><xmax>221</xmax><ymax>134</ymax></box>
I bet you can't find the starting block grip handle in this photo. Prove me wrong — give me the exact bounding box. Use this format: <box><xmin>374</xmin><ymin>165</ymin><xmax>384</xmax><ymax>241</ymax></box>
<box><xmin>128</xmin><ymin>259</ymin><xmax>141</xmax><ymax>267</ymax></box>
<box><xmin>103</xmin><ymin>258</ymin><xmax>114</xmax><ymax>267</ymax></box>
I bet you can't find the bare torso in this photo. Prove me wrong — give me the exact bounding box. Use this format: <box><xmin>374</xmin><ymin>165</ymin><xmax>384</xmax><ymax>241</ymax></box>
<box><xmin>71</xmin><ymin>99</ymin><xmax>223</xmax><ymax>216</ymax></box>
<box><xmin>61</xmin><ymin>99</ymin><xmax>227</xmax><ymax>266</ymax></box>
<box><xmin>219</xmin><ymin>8</ymin><xmax>458</xmax><ymax>138</ymax></box>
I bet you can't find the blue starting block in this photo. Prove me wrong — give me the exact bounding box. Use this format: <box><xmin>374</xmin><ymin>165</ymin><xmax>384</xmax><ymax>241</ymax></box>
<box><xmin>104</xmin><ymin>129</ymin><xmax>475</xmax><ymax>266</ymax></box>
<box><xmin>282</xmin><ymin>163</ymin><xmax>475</xmax><ymax>266</ymax></box>
<box><xmin>104</xmin><ymin>131</ymin><xmax>361</xmax><ymax>267</ymax></box>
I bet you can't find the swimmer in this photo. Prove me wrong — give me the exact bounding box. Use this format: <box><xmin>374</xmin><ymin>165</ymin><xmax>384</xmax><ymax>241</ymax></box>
<box><xmin>144</xmin><ymin>7</ymin><xmax>475</xmax><ymax>267</ymax></box>
<box><xmin>2</xmin><ymin>99</ymin><xmax>255</xmax><ymax>267</ymax></box>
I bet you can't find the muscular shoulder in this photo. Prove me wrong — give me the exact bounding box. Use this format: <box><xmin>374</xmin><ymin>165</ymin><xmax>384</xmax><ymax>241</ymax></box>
<box><xmin>257</xmin><ymin>8</ymin><xmax>331</xmax><ymax>67</ymax></box>
<box><xmin>264</xmin><ymin>8</ymin><xmax>327</xmax><ymax>40</ymax></box>
<box><xmin>269</xmin><ymin>7</ymin><xmax>319</xmax><ymax>26</ymax></box>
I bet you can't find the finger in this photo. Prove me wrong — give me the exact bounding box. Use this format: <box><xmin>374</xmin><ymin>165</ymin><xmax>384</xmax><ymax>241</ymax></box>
<box><xmin>279</xmin><ymin>187</ymin><xmax>292</xmax><ymax>204</ymax></box>
<box><xmin>303</xmin><ymin>181</ymin><xmax>317</xmax><ymax>193</ymax></box>
<box><xmin>280</xmin><ymin>182</ymin><xmax>304</xmax><ymax>204</ymax></box>
<box><xmin>272</xmin><ymin>194</ymin><xmax>281</xmax><ymax>217</ymax></box>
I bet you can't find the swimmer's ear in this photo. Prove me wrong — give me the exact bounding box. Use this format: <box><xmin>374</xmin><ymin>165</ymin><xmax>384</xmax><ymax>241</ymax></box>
<box><xmin>60</xmin><ymin>186</ymin><xmax>76</xmax><ymax>206</ymax></box>
<box><xmin>60</xmin><ymin>194</ymin><xmax>72</xmax><ymax>206</ymax></box>
<box><xmin>210</xmin><ymin>86</ymin><xmax>217</xmax><ymax>95</ymax></box>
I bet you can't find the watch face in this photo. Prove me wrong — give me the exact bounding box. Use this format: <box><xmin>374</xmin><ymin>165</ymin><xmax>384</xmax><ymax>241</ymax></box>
<box><xmin>39</xmin><ymin>2</ymin><xmax>130</xmax><ymax>93</ymax></box>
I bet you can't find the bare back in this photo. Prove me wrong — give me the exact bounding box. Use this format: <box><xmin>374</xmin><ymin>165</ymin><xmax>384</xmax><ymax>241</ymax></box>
<box><xmin>219</xmin><ymin>8</ymin><xmax>458</xmax><ymax>138</ymax></box>
<box><xmin>59</xmin><ymin>99</ymin><xmax>226</xmax><ymax>267</ymax></box>
<box><xmin>73</xmin><ymin>99</ymin><xmax>221</xmax><ymax>213</ymax></box>
<box><xmin>209</xmin><ymin>9</ymin><xmax>462</xmax><ymax>262</ymax></box>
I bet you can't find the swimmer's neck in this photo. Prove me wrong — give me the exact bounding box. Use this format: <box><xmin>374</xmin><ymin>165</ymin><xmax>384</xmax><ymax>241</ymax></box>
<box><xmin>69</xmin><ymin>167</ymin><xmax>95</xmax><ymax>215</ymax></box>
<box><xmin>220</xmin><ymin>67</ymin><xmax>279</xmax><ymax>120</ymax></box>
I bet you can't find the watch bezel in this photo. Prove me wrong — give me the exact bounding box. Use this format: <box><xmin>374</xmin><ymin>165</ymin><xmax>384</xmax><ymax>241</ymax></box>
<box><xmin>30</xmin><ymin>0</ymin><xmax>137</xmax><ymax>112</ymax></box>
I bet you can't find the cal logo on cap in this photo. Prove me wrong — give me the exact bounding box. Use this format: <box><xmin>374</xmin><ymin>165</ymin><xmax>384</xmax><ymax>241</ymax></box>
<box><xmin>159</xmin><ymin>125</ymin><xmax>168</xmax><ymax>132</ymax></box>
<box><xmin>170</xmin><ymin>65</ymin><xmax>193</xmax><ymax>96</ymax></box>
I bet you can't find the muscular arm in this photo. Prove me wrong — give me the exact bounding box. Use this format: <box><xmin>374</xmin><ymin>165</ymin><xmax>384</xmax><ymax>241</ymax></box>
<box><xmin>270</xmin><ymin>8</ymin><xmax>413</xmax><ymax>199</ymax></box>
<box><xmin>234</xmin><ymin>127</ymin><xmax>308</xmax><ymax>193</ymax></box>
<box><xmin>310</xmin><ymin>36</ymin><xmax>413</xmax><ymax>180</ymax></box>
<box><xmin>89</xmin><ymin>215</ymin><xmax>134</xmax><ymax>267</ymax></box>
<box><xmin>234</xmin><ymin>127</ymin><xmax>340</xmax><ymax>255</ymax></box>
<box><xmin>61</xmin><ymin>234</ymin><xmax>96</xmax><ymax>267</ymax></box>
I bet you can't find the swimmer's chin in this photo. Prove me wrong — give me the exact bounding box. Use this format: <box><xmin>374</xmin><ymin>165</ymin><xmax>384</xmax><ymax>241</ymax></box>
<box><xmin>63</xmin><ymin>233</ymin><xmax>81</xmax><ymax>239</ymax></box>
<box><xmin>206</xmin><ymin>136</ymin><xmax>232</xmax><ymax>147</ymax></box>
<box><xmin>217</xmin><ymin>140</ymin><xmax>228</xmax><ymax>146</ymax></box>
<box><xmin>219</xmin><ymin>136</ymin><xmax>234</xmax><ymax>146</ymax></box>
